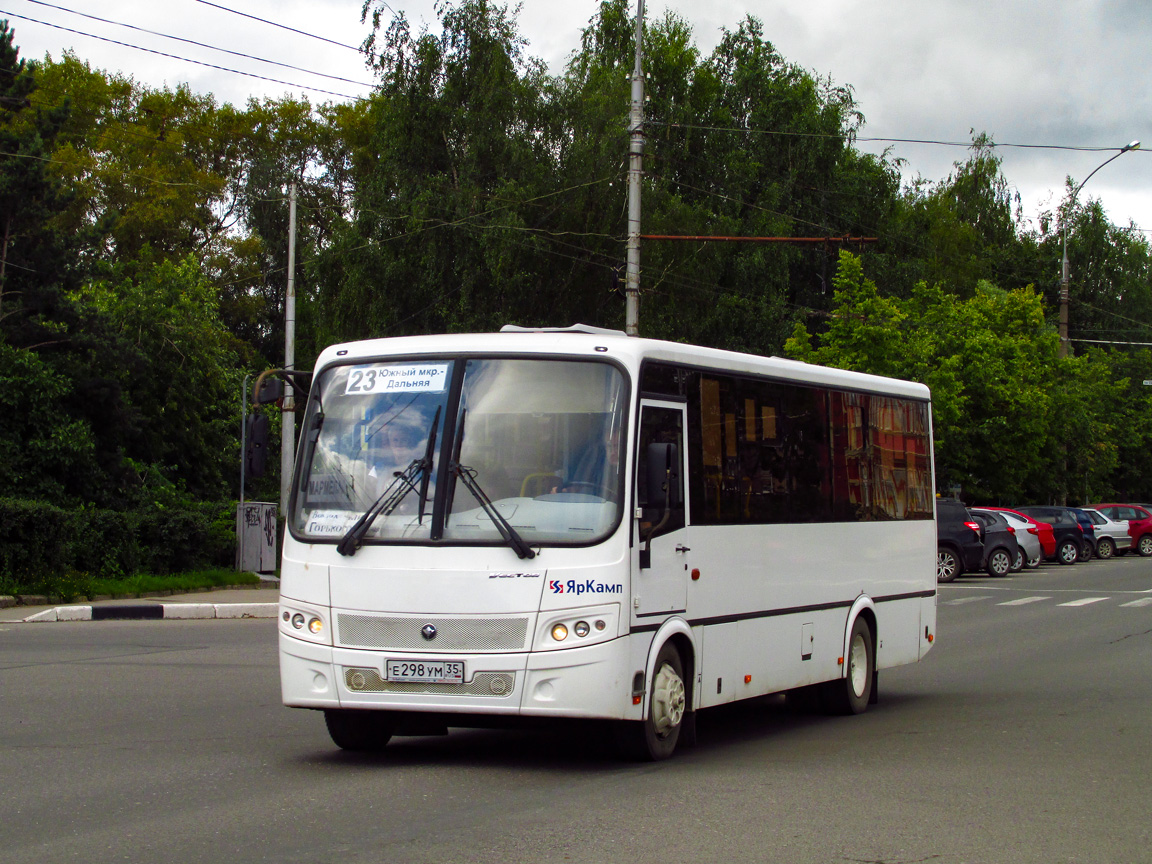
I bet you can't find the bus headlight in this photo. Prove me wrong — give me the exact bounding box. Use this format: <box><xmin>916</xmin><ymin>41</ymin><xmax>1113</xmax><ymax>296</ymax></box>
<box><xmin>279</xmin><ymin>604</ymin><xmax>332</xmax><ymax>646</ymax></box>
<box><xmin>535</xmin><ymin>605</ymin><xmax>619</xmax><ymax>651</ymax></box>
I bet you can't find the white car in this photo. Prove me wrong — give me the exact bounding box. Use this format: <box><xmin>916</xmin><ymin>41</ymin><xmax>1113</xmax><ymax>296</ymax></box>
<box><xmin>971</xmin><ymin>507</ymin><xmax>1042</xmax><ymax>569</ymax></box>
<box><xmin>1080</xmin><ymin>508</ymin><xmax>1130</xmax><ymax>559</ymax></box>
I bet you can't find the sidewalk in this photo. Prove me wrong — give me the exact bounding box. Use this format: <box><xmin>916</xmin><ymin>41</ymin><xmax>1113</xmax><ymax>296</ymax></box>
<box><xmin>0</xmin><ymin>583</ymin><xmax>280</xmax><ymax>623</ymax></box>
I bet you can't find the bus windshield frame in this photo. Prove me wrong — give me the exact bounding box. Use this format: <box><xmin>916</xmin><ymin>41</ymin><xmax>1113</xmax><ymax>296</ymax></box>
<box><xmin>289</xmin><ymin>355</ymin><xmax>629</xmax><ymax>550</ymax></box>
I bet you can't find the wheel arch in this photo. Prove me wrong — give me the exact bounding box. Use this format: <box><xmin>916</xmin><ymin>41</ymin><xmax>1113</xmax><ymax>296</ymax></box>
<box><xmin>644</xmin><ymin>618</ymin><xmax>696</xmax><ymax>716</ymax></box>
<box><xmin>841</xmin><ymin>596</ymin><xmax>877</xmax><ymax>679</ymax></box>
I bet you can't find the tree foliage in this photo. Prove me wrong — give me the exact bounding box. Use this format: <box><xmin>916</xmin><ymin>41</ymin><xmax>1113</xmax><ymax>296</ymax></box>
<box><xmin>3</xmin><ymin>4</ymin><xmax>1152</xmax><ymax>520</ymax></box>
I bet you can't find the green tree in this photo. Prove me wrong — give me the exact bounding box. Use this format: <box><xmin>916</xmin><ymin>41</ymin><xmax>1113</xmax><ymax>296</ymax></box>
<box><xmin>74</xmin><ymin>256</ymin><xmax>244</xmax><ymax>502</ymax></box>
<box><xmin>786</xmin><ymin>251</ymin><xmax>1102</xmax><ymax>504</ymax></box>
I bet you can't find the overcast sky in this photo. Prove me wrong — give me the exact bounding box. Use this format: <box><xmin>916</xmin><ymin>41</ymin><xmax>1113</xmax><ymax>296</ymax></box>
<box><xmin>5</xmin><ymin>0</ymin><xmax>1150</xmax><ymax>241</ymax></box>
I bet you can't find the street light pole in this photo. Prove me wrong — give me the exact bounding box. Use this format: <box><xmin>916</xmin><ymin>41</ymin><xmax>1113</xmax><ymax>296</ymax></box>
<box><xmin>1059</xmin><ymin>140</ymin><xmax>1140</xmax><ymax>358</ymax></box>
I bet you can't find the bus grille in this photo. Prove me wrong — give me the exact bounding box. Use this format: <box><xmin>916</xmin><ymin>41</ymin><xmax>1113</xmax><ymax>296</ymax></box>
<box><xmin>344</xmin><ymin>667</ymin><xmax>515</xmax><ymax>697</ymax></box>
<box><xmin>337</xmin><ymin>614</ymin><xmax>530</xmax><ymax>651</ymax></box>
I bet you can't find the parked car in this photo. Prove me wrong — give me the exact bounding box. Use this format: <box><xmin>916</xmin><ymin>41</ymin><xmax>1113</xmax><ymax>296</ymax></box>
<box><xmin>936</xmin><ymin>498</ymin><xmax>984</xmax><ymax>582</ymax></box>
<box><xmin>967</xmin><ymin>509</ymin><xmax>1021</xmax><ymax>576</ymax></box>
<box><xmin>1092</xmin><ymin>504</ymin><xmax>1152</xmax><ymax>557</ymax></box>
<box><xmin>1068</xmin><ymin>507</ymin><xmax>1098</xmax><ymax>560</ymax></box>
<box><xmin>972</xmin><ymin>507</ymin><xmax>1042</xmax><ymax>569</ymax></box>
<box><xmin>1080</xmin><ymin>507</ymin><xmax>1130</xmax><ymax>559</ymax></box>
<box><xmin>984</xmin><ymin>506</ymin><xmax>1053</xmax><ymax>565</ymax></box>
<box><xmin>1015</xmin><ymin>506</ymin><xmax>1084</xmax><ymax>565</ymax></box>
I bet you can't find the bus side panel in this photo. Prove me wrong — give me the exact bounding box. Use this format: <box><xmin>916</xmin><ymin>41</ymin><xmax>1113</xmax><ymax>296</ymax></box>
<box><xmin>686</xmin><ymin>520</ymin><xmax>932</xmax><ymax>706</ymax></box>
<box><xmin>696</xmin><ymin>622</ymin><xmax>740</xmax><ymax>709</ymax></box>
<box><xmin>874</xmin><ymin>597</ymin><xmax>923</xmax><ymax>671</ymax></box>
<box><xmin>920</xmin><ymin>594</ymin><xmax>937</xmax><ymax>660</ymax></box>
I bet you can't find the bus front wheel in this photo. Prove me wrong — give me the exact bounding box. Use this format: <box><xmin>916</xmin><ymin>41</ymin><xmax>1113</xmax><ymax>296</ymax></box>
<box><xmin>617</xmin><ymin>642</ymin><xmax>686</xmax><ymax>761</ymax></box>
<box><xmin>324</xmin><ymin>709</ymin><xmax>394</xmax><ymax>752</ymax></box>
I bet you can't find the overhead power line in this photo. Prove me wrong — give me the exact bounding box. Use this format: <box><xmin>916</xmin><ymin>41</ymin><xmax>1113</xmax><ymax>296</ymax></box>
<box><xmin>193</xmin><ymin>0</ymin><xmax>363</xmax><ymax>52</ymax></box>
<box><xmin>650</xmin><ymin>121</ymin><xmax>1152</xmax><ymax>155</ymax></box>
<box><xmin>22</xmin><ymin>0</ymin><xmax>374</xmax><ymax>88</ymax></box>
<box><xmin>0</xmin><ymin>9</ymin><xmax>361</xmax><ymax>100</ymax></box>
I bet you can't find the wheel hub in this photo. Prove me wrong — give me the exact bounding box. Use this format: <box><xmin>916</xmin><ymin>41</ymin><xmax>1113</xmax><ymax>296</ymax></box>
<box><xmin>651</xmin><ymin>663</ymin><xmax>686</xmax><ymax>735</ymax></box>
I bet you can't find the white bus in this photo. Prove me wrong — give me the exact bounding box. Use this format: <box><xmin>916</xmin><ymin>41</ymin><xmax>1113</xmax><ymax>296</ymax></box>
<box><xmin>278</xmin><ymin>325</ymin><xmax>937</xmax><ymax>759</ymax></box>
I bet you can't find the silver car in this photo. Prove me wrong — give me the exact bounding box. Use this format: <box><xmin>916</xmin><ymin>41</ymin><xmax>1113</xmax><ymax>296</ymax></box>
<box><xmin>1080</xmin><ymin>508</ymin><xmax>1130</xmax><ymax>559</ymax></box>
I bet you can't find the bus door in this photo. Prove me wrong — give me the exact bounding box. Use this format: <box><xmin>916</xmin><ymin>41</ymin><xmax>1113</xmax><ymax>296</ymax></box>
<box><xmin>633</xmin><ymin>401</ymin><xmax>689</xmax><ymax>618</ymax></box>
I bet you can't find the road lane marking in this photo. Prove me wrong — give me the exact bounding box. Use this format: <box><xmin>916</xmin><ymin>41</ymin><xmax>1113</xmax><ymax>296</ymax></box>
<box><xmin>942</xmin><ymin>596</ymin><xmax>994</xmax><ymax>605</ymax></box>
<box><xmin>1120</xmin><ymin>598</ymin><xmax>1152</xmax><ymax>607</ymax></box>
<box><xmin>1057</xmin><ymin>597</ymin><xmax>1110</xmax><ymax>607</ymax></box>
<box><xmin>998</xmin><ymin>596</ymin><xmax>1052</xmax><ymax>606</ymax></box>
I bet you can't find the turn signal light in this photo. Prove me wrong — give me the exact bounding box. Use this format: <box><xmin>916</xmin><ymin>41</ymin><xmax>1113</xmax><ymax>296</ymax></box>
<box><xmin>551</xmin><ymin>623</ymin><xmax>569</xmax><ymax>641</ymax></box>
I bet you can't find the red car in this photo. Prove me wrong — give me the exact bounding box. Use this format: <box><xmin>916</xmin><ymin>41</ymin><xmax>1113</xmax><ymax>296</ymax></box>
<box><xmin>984</xmin><ymin>507</ymin><xmax>1055</xmax><ymax>562</ymax></box>
<box><xmin>1091</xmin><ymin>504</ymin><xmax>1152</xmax><ymax>556</ymax></box>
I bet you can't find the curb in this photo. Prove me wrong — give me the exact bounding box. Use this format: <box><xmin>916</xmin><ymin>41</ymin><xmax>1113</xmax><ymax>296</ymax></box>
<box><xmin>20</xmin><ymin>602</ymin><xmax>278</xmax><ymax>623</ymax></box>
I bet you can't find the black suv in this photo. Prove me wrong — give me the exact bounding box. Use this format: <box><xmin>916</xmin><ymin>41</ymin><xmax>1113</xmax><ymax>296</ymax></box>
<box><xmin>936</xmin><ymin>498</ymin><xmax>984</xmax><ymax>582</ymax></box>
<box><xmin>1015</xmin><ymin>506</ymin><xmax>1083</xmax><ymax>565</ymax></box>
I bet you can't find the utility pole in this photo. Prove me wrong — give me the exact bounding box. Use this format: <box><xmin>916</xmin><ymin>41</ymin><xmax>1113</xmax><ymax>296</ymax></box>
<box><xmin>624</xmin><ymin>0</ymin><xmax>644</xmax><ymax>336</ymax></box>
<box><xmin>280</xmin><ymin>180</ymin><xmax>297</xmax><ymax>516</ymax></box>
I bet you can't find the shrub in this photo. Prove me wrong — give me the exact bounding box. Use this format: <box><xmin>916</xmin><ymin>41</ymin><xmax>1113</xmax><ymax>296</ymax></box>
<box><xmin>0</xmin><ymin>498</ymin><xmax>238</xmax><ymax>594</ymax></box>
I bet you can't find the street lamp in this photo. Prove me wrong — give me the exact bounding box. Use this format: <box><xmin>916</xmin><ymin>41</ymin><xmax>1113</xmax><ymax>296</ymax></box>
<box><xmin>1059</xmin><ymin>140</ymin><xmax>1140</xmax><ymax>357</ymax></box>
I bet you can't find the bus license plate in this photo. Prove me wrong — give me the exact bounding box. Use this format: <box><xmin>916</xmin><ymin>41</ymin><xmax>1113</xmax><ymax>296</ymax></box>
<box><xmin>386</xmin><ymin>660</ymin><xmax>465</xmax><ymax>684</ymax></box>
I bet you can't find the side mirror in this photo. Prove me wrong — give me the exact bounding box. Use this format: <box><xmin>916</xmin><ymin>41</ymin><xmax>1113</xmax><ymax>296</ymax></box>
<box><xmin>645</xmin><ymin>442</ymin><xmax>680</xmax><ymax>510</ymax></box>
<box><xmin>256</xmin><ymin>378</ymin><xmax>284</xmax><ymax>405</ymax></box>
<box><xmin>245</xmin><ymin>413</ymin><xmax>270</xmax><ymax>477</ymax></box>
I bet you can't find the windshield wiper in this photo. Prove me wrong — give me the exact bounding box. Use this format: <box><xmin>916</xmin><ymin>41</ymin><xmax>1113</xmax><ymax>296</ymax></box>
<box><xmin>451</xmin><ymin>462</ymin><xmax>536</xmax><ymax>560</ymax></box>
<box><xmin>336</xmin><ymin>407</ymin><xmax>441</xmax><ymax>557</ymax></box>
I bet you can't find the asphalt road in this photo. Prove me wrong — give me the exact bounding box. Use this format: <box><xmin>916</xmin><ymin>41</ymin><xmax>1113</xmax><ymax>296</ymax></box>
<box><xmin>2</xmin><ymin>556</ymin><xmax>1150</xmax><ymax>864</ymax></box>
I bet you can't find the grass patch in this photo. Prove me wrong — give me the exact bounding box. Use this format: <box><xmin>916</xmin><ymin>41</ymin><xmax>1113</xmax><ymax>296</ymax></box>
<box><xmin>84</xmin><ymin>568</ymin><xmax>262</xmax><ymax>598</ymax></box>
<box><xmin>3</xmin><ymin>568</ymin><xmax>265</xmax><ymax>602</ymax></box>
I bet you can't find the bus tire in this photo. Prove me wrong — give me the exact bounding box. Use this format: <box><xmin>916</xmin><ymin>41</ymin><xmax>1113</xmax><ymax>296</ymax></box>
<box><xmin>616</xmin><ymin>642</ymin><xmax>686</xmax><ymax>761</ymax></box>
<box><xmin>825</xmin><ymin>616</ymin><xmax>873</xmax><ymax>715</ymax></box>
<box><xmin>324</xmin><ymin>709</ymin><xmax>394</xmax><ymax>752</ymax></box>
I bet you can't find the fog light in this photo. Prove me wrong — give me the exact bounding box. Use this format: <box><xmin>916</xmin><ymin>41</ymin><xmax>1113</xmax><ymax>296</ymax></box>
<box><xmin>291</xmin><ymin>613</ymin><xmax>305</xmax><ymax>629</ymax></box>
<box><xmin>551</xmin><ymin>623</ymin><xmax>568</xmax><ymax>641</ymax></box>
<box><xmin>308</xmin><ymin>617</ymin><xmax>323</xmax><ymax>635</ymax></box>
<box><xmin>282</xmin><ymin>611</ymin><xmax>290</xmax><ymax>622</ymax></box>
<box><xmin>574</xmin><ymin>620</ymin><xmax>590</xmax><ymax>637</ymax></box>
<box><xmin>594</xmin><ymin>619</ymin><xmax>606</xmax><ymax>631</ymax></box>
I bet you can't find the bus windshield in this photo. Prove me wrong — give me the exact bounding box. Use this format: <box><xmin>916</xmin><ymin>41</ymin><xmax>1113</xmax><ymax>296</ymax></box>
<box><xmin>292</xmin><ymin>357</ymin><xmax>627</xmax><ymax>548</ymax></box>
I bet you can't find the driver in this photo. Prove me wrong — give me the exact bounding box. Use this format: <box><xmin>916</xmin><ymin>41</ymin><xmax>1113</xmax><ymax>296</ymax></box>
<box><xmin>559</xmin><ymin>426</ymin><xmax>622</xmax><ymax>499</ymax></box>
<box><xmin>363</xmin><ymin>422</ymin><xmax>425</xmax><ymax>509</ymax></box>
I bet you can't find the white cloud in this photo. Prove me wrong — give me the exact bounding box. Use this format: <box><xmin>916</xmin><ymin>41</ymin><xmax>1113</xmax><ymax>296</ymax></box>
<box><xmin>5</xmin><ymin>0</ymin><xmax>1150</xmax><ymax>231</ymax></box>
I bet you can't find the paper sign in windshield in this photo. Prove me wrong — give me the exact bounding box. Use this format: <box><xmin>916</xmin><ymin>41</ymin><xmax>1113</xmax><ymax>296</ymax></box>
<box><xmin>344</xmin><ymin>364</ymin><xmax>449</xmax><ymax>395</ymax></box>
<box><xmin>304</xmin><ymin>510</ymin><xmax>360</xmax><ymax>536</ymax></box>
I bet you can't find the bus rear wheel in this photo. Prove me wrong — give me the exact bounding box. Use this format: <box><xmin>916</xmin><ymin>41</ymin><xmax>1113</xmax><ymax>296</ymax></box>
<box><xmin>324</xmin><ymin>709</ymin><xmax>394</xmax><ymax>752</ymax></box>
<box><xmin>617</xmin><ymin>642</ymin><xmax>686</xmax><ymax>761</ymax></box>
<box><xmin>824</xmin><ymin>616</ymin><xmax>874</xmax><ymax>715</ymax></box>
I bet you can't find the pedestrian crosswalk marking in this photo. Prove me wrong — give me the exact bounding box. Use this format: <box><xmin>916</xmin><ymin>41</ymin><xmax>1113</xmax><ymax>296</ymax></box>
<box><xmin>997</xmin><ymin>596</ymin><xmax>1051</xmax><ymax>606</ymax></box>
<box><xmin>1120</xmin><ymin>597</ymin><xmax>1152</xmax><ymax>608</ymax></box>
<box><xmin>942</xmin><ymin>596</ymin><xmax>993</xmax><ymax>605</ymax></box>
<box><xmin>1057</xmin><ymin>597</ymin><xmax>1110</xmax><ymax>607</ymax></box>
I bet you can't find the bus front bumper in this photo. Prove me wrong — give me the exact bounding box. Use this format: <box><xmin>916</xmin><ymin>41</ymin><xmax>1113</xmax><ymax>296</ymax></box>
<box><xmin>280</xmin><ymin>631</ymin><xmax>637</xmax><ymax>720</ymax></box>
